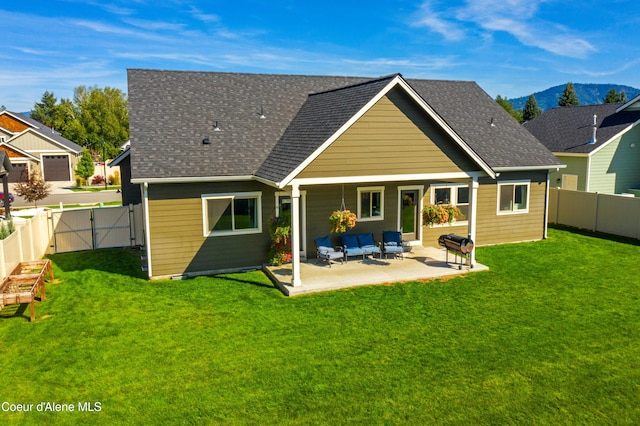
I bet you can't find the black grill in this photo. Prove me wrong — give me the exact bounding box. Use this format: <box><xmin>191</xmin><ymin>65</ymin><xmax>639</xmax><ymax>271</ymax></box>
<box><xmin>438</xmin><ymin>234</ymin><xmax>474</xmax><ymax>269</ymax></box>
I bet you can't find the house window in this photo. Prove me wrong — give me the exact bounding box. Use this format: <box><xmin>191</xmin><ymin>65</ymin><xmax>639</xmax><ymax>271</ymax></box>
<box><xmin>357</xmin><ymin>186</ymin><xmax>384</xmax><ymax>221</ymax></box>
<box><xmin>430</xmin><ymin>183</ymin><xmax>469</xmax><ymax>224</ymax></box>
<box><xmin>497</xmin><ymin>181</ymin><xmax>530</xmax><ymax>214</ymax></box>
<box><xmin>202</xmin><ymin>192</ymin><xmax>262</xmax><ymax>236</ymax></box>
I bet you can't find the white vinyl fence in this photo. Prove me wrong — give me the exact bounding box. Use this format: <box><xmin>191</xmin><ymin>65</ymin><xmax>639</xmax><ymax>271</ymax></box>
<box><xmin>548</xmin><ymin>188</ymin><xmax>640</xmax><ymax>239</ymax></box>
<box><xmin>0</xmin><ymin>204</ymin><xmax>145</xmax><ymax>278</ymax></box>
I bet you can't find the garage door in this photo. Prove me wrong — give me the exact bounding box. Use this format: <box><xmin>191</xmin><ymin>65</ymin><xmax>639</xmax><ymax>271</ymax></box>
<box><xmin>8</xmin><ymin>162</ymin><xmax>28</xmax><ymax>183</ymax></box>
<box><xmin>43</xmin><ymin>155</ymin><xmax>70</xmax><ymax>181</ymax></box>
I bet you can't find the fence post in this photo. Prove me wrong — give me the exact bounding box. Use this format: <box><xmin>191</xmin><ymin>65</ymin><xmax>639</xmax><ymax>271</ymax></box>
<box><xmin>593</xmin><ymin>192</ymin><xmax>599</xmax><ymax>233</ymax></box>
<box><xmin>0</xmin><ymin>240</ymin><xmax>5</xmax><ymax>278</ymax></box>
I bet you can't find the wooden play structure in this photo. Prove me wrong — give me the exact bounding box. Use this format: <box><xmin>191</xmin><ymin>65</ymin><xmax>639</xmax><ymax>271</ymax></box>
<box><xmin>0</xmin><ymin>260</ymin><xmax>53</xmax><ymax>321</ymax></box>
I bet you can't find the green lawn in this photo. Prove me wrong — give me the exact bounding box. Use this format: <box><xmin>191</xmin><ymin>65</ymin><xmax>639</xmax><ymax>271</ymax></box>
<box><xmin>1</xmin><ymin>228</ymin><xmax>639</xmax><ymax>424</ymax></box>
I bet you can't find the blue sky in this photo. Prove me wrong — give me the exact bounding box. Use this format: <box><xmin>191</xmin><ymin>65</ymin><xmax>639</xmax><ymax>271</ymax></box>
<box><xmin>3</xmin><ymin>1</ymin><xmax>640</xmax><ymax>112</ymax></box>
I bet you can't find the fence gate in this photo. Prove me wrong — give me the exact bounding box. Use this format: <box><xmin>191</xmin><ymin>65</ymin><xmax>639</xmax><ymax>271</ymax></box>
<box><xmin>50</xmin><ymin>209</ymin><xmax>94</xmax><ymax>253</ymax></box>
<box><xmin>50</xmin><ymin>206</ymin><xmax>139</xmax><ymax>253</ymax></box>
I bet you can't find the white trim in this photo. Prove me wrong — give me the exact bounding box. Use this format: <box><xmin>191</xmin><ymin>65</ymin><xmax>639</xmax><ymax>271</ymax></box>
<box><xmin>554</xmin><ymin>152</ymin><xmax>589</xmax><ymax>158</ymax></box>
<box><xmin>291</xmin><ymin>184</ymin><xmax>302</xmax><ymax>287</ymax></box>
<box><xmin>467</xmin><ymin>177</ymin><xmax>479</xmax><ymax>265</ymax></box>
<box><xmin>588</xmin><ymin>120</ymin><xmax>640</xmax><ymax>156</ymax></box>
<box><xmin>201</xmin><ymin>191</ymin><xmax>262</xmax><ymax>237</ymax></box>
<box><xmin>9</xmin><ymin>128</ymin><xmax>81</xmax><ymax>154</ymax></box>
<box><xmin>291</xmin><ymin>172</ymin><xmax>476</xmax><ymax>187</ymax></box>
<box><xmin>275</xmin><ymin>190</ymin><xmax>307</xmax><ymax>259</ymax></box>
<box><xmin>277</xmin><ymin>75</ymin><xmax>496</xmax><ymax>187</ymax></box>
<box><xmin>616</xmin><ymin>94</ymin><xmax>640</xmax><ymax>113</ymax></box>
<box><xmin>428</xmin><ymin>182</ymin><xmax>470</xmax><ymax>227</ymax></box>
<box><xmin>0</xmin><ymin>110</ymin><xmax>38</xmax><ymax>129</ymax></box>
<box><xmin>357</xmin><ymin>186</ymin><xmax>385</xmax><ymax>222</ymax></box>
<box><xmin>143</xmin><ymin>182</ymin><xmax>152</xmax><ymax>278</ymax></box>
<box><xmin>396</xmin><ymin>78</ymin><xmax>497</xmax><ymax>179</ymax></box>
<box><xmin>496</xmin><ymin>180</ymin><xmax>530</xmax><ymax>215</ymax></box>
<box><xmin>279</xmin><ymin>77</ymin><xmax>403</xmax><ymax>187</ymax></box>
<box><xmin>132</xmin><ymin>175</ymin><xmax>254</xmax><ymax>184</ymax></box>
<box><xmin>0</xmin><ymin>142</ymin><xmax>41</xmax><ymax>161</ymax></box>
<box><xmin>493</xmin><ymin>164</ymin><xmax>565</xmax><ymax>172</ymax></box>
<box><xmin>397</xmin><ymin>185</ymin><xmax>424</xmax><ymax>243</ymax></box>
<box><xmin>41</xmin><ymin>153</ymin><xmax>72</xmax><ymax>182</ymax></box>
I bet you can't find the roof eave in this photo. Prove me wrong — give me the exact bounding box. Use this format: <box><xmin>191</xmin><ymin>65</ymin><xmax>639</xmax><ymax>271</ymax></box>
<box><xmin>493</xmin><ymin>164</ymin><xmax>567</xmax><ymax>172</ymax></box>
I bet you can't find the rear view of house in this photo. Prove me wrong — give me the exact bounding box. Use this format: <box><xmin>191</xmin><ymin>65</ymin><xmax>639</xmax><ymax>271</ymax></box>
<box><xmin>127</xmin><ymin>69</ymin><xmax>563</xmax><ymax>284</ymax></box>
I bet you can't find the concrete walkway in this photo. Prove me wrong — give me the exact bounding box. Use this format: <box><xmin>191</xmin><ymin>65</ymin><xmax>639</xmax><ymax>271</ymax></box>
<box><xmin>265</xmin><ymin>246</ymin><xmax>489</xmax><ymax>296</ymax></box>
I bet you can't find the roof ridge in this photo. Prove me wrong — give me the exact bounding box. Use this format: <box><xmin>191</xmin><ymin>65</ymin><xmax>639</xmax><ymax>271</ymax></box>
<box><xmin>309</xmin><ymin>73</ymin><xmax>400</xmax><ymax>97</ymax></box>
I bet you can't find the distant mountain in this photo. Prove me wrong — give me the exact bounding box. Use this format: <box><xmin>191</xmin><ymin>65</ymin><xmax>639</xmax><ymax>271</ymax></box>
<box><xmin>509</xmin><ymin>83</ymin><xmax>640</xmax><ymax>111</ymax></box>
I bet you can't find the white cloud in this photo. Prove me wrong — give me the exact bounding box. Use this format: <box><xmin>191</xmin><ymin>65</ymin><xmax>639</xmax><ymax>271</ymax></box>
<box><xmin>412</xmin><ymin>0</ymin><xmax>596</xmax><ymax>58</ymax></box>
<box><xmin>411</xmin><ymin>1</ymin><xmax>466</xmax><ymax>41</ymax></box>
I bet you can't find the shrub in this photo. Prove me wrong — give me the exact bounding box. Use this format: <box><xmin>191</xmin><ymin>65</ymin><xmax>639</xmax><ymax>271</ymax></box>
<box><xmin>108</xmin><ymin>171</ymin><xmax>121</xmax><ymax>186</ymax></box>
<box><xmin>92</xmin><ymin>175</ymin><xmax>106</xmax><ymax>185</ymax></box>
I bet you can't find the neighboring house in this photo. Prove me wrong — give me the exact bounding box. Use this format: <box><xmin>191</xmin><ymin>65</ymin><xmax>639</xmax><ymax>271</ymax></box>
<box><xmin>0</xmin><ymin>111</ymin><xmax>82</xmax><ymax>183</ymax></box>
<box><xmin>524</xmin><ymin>96</ymin><xmax>640</xmax><ymax>194</ymax></box>
<box><xmin>127</xmin><ymin>69</ymin><xmax>562</xmax><ymax>282</ymax></box>
<box><xmin>108</xmin><ymin>148</ymin><xmax>141</xmax><ymax>206</ymax></box>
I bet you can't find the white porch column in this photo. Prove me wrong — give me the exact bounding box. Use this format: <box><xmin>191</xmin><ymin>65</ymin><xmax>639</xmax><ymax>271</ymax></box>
<box><xmin>291</xmin><ymin>183</ymin><xmax>302</xmax><ymax>287</ymax></box>
<box><xmin>468</xmin><ymin>176</ymin><xmax>479</xmax><ymax>266</ymax></box>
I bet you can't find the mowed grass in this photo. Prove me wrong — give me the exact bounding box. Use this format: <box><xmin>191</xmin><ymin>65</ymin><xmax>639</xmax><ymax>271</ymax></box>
<box><xmin>1</xmin><ymin>227</ymin><xmax>639</xmax><ymax>424</ymax></box>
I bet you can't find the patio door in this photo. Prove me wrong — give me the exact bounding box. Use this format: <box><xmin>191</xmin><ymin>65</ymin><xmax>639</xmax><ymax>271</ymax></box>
<box><xmin>276</xmin><ymin>192</ymin><xmax>307</xmax><ymax>258</ymax></box>
<box><xmin>400</xmin><ymin>189</ymin><xmax>420</xmax><ymax>241</ymax></box>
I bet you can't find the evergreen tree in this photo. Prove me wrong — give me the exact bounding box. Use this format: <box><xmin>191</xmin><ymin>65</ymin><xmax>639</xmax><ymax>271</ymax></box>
<box><xmin>603</xmin><ymin>88</ymin><xmax>627</xmax><ymax>104</ymax></box>
<box><xmin>31</xmin><ymin>91</ymin><xmax>59</xmax><ymax>127</ymax></box>
<box><xmin>558</xmin><ymin>83</ymin><xmax>579</xmax><ymax>107</ymax></box>
<box><xmin>522</xmin><ymin>94</ymin><xmax>543</xmax><ymax>121</ymax></box>
<box><xmin>495</xmin><ymin>95</ymin><xmax>523</xmax><ymax>123</ymax></box>
<box><xmin>75</xmin><ymin>149</ymin><xmax>95</xmax><ymax>185</ymax></box>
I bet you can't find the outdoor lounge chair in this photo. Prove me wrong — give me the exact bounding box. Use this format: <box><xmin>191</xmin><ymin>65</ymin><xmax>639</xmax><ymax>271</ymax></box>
<box><xmin>382</xmin><ymin>230</ymin><xmax>404</xmax><ymax>259</ymax></box>
<box><xmin>314</xmin><ymin>236</ymin><xmax>344</xmax><ymax>267</ymax></box>
<box><xmin>341</xmin><ymin>233</ymin><xmax>381</xmax><ymax>262</ymax></box>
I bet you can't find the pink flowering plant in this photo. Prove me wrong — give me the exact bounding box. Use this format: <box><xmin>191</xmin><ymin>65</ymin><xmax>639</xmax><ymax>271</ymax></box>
<box><xmin>329</xmin><ymin>210</ymin><xmax>357</xmax><ymax>233</ymax></box>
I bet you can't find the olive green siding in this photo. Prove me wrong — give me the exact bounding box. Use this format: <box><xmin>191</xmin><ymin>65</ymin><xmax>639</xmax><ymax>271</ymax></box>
<box><xmin>589</xmin><ymin>125</ymin><xmax>640</xmax><ymax>193</ymax></box>
<box><xmin>298</xmin><ymin>88</ymin><xmax>478</xmax><ymax>179</ymax></box>
<box><xmin>147</xmin><ymin>181</ymin><xmax>275</xmax><ymax>278</ymax></box>
<box><xmin>474</xmin><ymin>172</ymin><xmax>547</xmax><ymax>245</ymax></box>
<box><xmin>302</xmin><ymin>182</ymin><xmax>404</xmax><ymax>255</ymax></box>
<box><xmin>550</xmin><ymin>155</ymin><xmax>588</xmax><ymax>191</ymax></box>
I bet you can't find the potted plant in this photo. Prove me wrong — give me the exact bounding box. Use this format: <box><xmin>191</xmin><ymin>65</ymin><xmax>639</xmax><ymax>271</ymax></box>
<box><xmin>329</xmin><ymin>209</ymin><xmax>357</xmax><ymax>233</ymax></box>
<box><xmin>268</xmin><ymin>216</ymin><xmax>291</xmax><ymax>266</ymax></box>
<box><xmin>422</xmin><ymin>204</ymin><xmax>461</xmax><ymax>226</ymax></box>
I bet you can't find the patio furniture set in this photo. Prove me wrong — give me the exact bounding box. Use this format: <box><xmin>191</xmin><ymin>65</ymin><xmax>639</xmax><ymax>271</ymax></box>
<box><xmin>315</xmin><ymin>231</ymin><xmax>406</xmax><ymax>267</ymax></box>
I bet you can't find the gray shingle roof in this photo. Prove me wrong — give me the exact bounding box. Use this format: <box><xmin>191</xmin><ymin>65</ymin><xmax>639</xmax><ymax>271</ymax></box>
<box><xmin>128</xmin><ymin>69</ymin><xmax>561</xmax><ymax>182</ymax></box>
<box><xmin>257</xmin><ymin>75</ymin><xmax>398</xmax><ymax>183</ymax></box>
<box><xmin>524</xmin><ymin>103</ymin><xmax>640</xmax><ymax>154</ymax></box>
<box><xmin>407</xmin><ymin>80</ymin><xmax>561</xmax><ymax>169</ymax></box>
<box><xmin>9</xmin><ymin>111</ymin><xmax>82</xmax><ymax>153</ymax></box>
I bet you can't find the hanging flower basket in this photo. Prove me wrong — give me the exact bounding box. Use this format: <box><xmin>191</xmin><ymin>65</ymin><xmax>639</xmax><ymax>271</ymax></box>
<box><xmin>329</xmin><ymin>210</ymin><xmax>357</xmax><ymax>233</ymax></box>
<box><xmin>268</xmin><ymin>216</ymin><xmax>291</xmax><ymax>266</ymax></box>
<box><xmin>422</xmin><ymin>204</ymin><xmax>461</xmax><ymax>226</ymax></box>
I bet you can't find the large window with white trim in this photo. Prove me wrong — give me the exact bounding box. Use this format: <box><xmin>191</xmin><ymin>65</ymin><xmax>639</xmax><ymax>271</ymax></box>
<box><xmin>430</xmin><ymin>183</ymin><xmax>469</xmax><ymax>224</ymax></box>
<box><xmin>357</xmin><ymin>186</ymin><xmax>384</xmax><ymax>221</ymax></box>
<box><xmin>202</xmin><ymin>192</ymin><xmax>262</xmax><ymax>236</ymax></box>
<box><xmin>497</xmin><ymin>181</ymin><xmax>529</xmax><ymax>214</ymax></box>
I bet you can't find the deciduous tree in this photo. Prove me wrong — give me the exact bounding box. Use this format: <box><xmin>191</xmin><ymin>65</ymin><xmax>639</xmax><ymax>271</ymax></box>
<box><xmin>495</xmin><ymin>95</ymin><xmax>523</xmax><ymax>123</ymax></box>
<box><xmin>75</xmin><ymin>149</ymin><xmax>95</xmax><ymax>185</ymax></box>
<box><xmin>13</xmin><ymin>171</ymin><xmax>52</xmax><ymax>208</ymax></box>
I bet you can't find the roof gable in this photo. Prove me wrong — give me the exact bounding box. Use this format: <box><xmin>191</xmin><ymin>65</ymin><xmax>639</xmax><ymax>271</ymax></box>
<box><xmin>257</xmin><ymin>75</ymin><xmax>495</xmax><ymax>186</ymax></box>
<box><xmin>0</xmin><ymin>111</ymin><xmax>33</xmax><ymax>133</ymax></box>
<box><xmin>0</xmin><ymin>142</ymin><xmax>40</xmax><ymax>161</ymax></box>
<box><xmin>524</xmin><ymin>103</ymin><xmax>640</xmax><ymax>154</ymax></box>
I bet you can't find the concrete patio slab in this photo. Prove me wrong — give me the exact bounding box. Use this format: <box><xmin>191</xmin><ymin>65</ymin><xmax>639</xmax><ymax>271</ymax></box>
<box><xmin>264</xmin><ymin>246</ymin><xmax>489</xmax><ymax>296</ymax></box>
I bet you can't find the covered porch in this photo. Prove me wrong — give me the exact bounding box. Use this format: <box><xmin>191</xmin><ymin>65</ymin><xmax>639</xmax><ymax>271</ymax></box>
<box><xmin>265</xmin><ymin>246</ymin><xmax>488</xmax><ymax>296</ymax></box>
